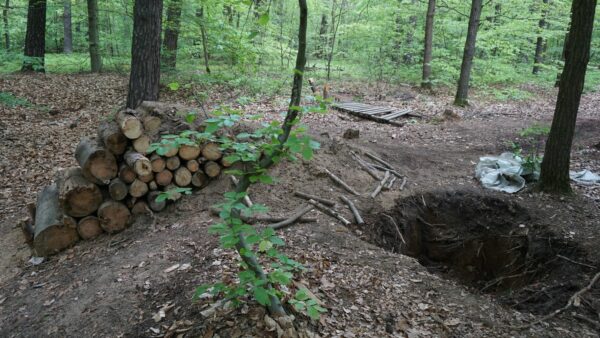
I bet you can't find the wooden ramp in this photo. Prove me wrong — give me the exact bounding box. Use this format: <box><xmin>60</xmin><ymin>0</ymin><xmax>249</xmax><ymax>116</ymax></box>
<box><xmin>333</xmin><ymin>102</ymin><xmax>415</xmax><ymax>126</ymax></box>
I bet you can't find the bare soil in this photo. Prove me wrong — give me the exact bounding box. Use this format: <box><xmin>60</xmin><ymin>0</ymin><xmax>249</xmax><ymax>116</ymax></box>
<box><xmin>1</xmin><ymin>74</ymin><xmax>599</xmax><ymax>337</ymax></box>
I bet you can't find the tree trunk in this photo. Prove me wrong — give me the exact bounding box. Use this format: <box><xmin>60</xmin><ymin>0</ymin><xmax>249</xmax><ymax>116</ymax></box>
<box><xmin>22</xmin><ymin>0</ymin><xmax>46</xmax><ymax>72</ymax></box>
<box><xmin>63</xmin><ymin>0</ymin><xmax>72</xmax><ymax>53</ymax></box>
<box><xmin>155</xmin><ymin>169</ymin><xmax>173</xmax><ymax>186</ymax></box>
<box><xmin>126</xmin><ymin>0</ymin><xmax>163</xmax><ymax>109</ymax></box>
<box><xmin>2</xmin><ymin>0</ymin><xmax>9</xmax><ymax>50</ymax></box>
<box><xmin>326</xmin><ymin>0</ymin><xmax>341</xmax><ymax>80</ymax></box>
<box><xmin>197</xmin><ymin>7</ymin><xmax>211</xmax><ymax>74</ymax></box>
<box><xmin>453</xmin><ymin>0</ymin><xmax>482</xmax><ymax>107</ymax></box>
<box><xmin>87</xmin><ymin>0</ymin><xmax>102</xmax><ymax>72</ymax></box>
<box><xmin>33</xmin><ymin>184</ymin><xmax>79</xmax><ymax>256</ymax></box>
<box><xmin>162</xmin><ymin>0</ymin><xmax>182</xmax><ymax>70</ymax></box>
<box><xmin>129</xmin><ymin>179</ymin><xmax>149</xmax><ymax>197</ymax></box>
<box><xmin>532</xmin><ymin>0</ymin><xmax>549</xmax><ymax>75</ymax></box>
<box><xmin>421</xmin><ymin>0</ymin><xmax>436</xmax><ymax>89</ymax></box>
<box><xmin>318</xmin><ymin>13</ymin><xmax>328</xmax><ymax>59</ymax></box>
<box><xmin>403</xmin><ymin>0</ymin><xmax>418</xmax><ymax>64</ymax></box>
<box><xmin>539</xmin><ymin>0</ymin><xmax>596</xmax><ymax>194</ymax></box>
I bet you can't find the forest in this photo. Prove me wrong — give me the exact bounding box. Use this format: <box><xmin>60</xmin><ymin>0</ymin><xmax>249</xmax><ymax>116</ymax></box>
<box><xmin>1</xmin><ymin>0</ymin><xmax>600</xmax><ymax>337</ymax></box>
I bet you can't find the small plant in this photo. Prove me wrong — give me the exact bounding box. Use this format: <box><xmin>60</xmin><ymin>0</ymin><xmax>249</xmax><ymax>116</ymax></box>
<box><xmin>0</xmin><ymin>92</ymin><xmax>32</xmax><ymax>108</ymax></box>
<box><xmin>512</xmin><ymin>124</ymin><xmax>550</xmax><ymax>179</ymax></box>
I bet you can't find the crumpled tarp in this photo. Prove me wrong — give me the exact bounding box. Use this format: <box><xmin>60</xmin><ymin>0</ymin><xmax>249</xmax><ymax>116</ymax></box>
<box><xmin>475</xmin><ymin>152</ymin><xmax>600</xmax><ymax>193</ymax></box>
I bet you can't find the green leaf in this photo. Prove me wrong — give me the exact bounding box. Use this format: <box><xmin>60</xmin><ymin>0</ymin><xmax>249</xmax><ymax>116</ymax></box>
<box><xmin>167</xmin><ymin>82</ymin><xmax>180</xmax><ymax>91</ymax></box>
<box><xmin>253</xmin><ymin>287</ymin><xmax>270</xmax><ymax>306</ymax></box>
<box><xmin>307</xmin><ymin>305</ymin><xmax>320</xmax><ymax>320</ymax></box>
<box><xmin>258</xmin><ymin>240</ymin><xmax>273</xmax><ymax>252</ymax></box>
<box><xmin>258</xmin><ymin>13</ymin><xmax>270</xmax><ymax>26</ymax></box>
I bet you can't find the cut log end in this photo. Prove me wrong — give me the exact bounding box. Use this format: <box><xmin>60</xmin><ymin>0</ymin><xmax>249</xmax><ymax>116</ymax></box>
<box><xmin>98</xmin><ymin>200</ymin><xmax>131</xmax><ymax>234</ymax></box>
<box><xmin>202</xmin><ymin>143</ymin><xmax>222</xmax><ymax>161</ymax></box>
<box><xmin>77</xmin><ymin>216</ymin><xmax>104</xmax><ymax>240</ymax></box>
<box><xmin>179</xmin><ymin>144</ymin><xmax>201</xmax><ymax>161</ymax></box>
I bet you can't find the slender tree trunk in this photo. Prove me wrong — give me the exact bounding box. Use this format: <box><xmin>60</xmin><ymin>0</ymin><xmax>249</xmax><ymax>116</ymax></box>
<box><xmin>318</xmin><ymin>13</ymin><xmax>328</xmax><ymax>59</ymax></box>
<box><xmin>532</xmin><ymin>0</ymin><xmax>549</xmax><ymax>75</ymax></box>
<box><xmin>63</xmin><ymin>0</ymin><xmax>72</xmax><ymax>53</ymax></box>
<box><xmin>326</xmin><ymin>0</ymin><xmax>342</xmax><ymax>80</ymax></box>
<box><xmin>421</xmin><ymin>0</ymin><xmax>436</xmax><ymax>89</ymax></box>
<box><xmin>3</xmin><ymin>0</ymin><xmax>9</xmax><ymax>50</ymax></box>
<box><xmin>87</xmin><ymin>0</ymin><xmax>102</xmax><ymax>72</ymax></box>
<box><xmin>403</xmin><ymin>0</ymin><xmax>417</xmax><ymax>64</ymax></box>
<box><xmin>126</xmin><ymin>0</ymin><xmax>163</xmax><ymax>109</ymax></box>
<box><xmin>162</xmin><ymin>0</ymin><xmax>182</xmax><ymax>70</ymax></box>
<box><xmin>539</xmin><ymin>0</ymin><xmax>596</xmax><ymax>194</ymax></box>
<box><xmin>453</xmin><ymin>0</ymin><xmax>482</xmax><ymax>107</ymax></box>
<box><xmin>555</xmin><ymin>30</ymin><xmax>569</xmax><ymax>87</ymax></box>
<box><xmin>22</xmin><ymin>0</ymin><xmax>46</xmax><ymax>72</ymax></box>
<box><xmin>197</xmin><ymin>7</ymin><xmax>210</xmax><ymax>74</ymax></box>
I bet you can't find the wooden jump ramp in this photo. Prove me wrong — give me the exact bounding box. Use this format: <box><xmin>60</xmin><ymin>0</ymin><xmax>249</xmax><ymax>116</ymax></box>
<box><xmin>333</xmin><ymin>102</ymin><xmax>419</xmax><ymax>126</ymax></box>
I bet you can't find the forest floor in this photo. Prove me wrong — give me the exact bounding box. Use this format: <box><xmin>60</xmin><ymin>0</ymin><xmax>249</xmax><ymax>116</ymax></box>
<box><xmin>0</xmin><ymin>74</ymin><xmax>599</xmax><ymax>337</ymax></box>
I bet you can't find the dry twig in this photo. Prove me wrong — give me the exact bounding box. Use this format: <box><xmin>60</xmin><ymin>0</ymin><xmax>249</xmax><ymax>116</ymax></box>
<box><xmin>383</xmin><ymin>213</ymin><xmax>405</xmax><ymax>244</ymax></box>
<box><xmin>350</xmin><ymin>151</ymin><xmax>381</xmax><ymax>180</ymax></box>
<box><xmin>294</xmin><ymin>191</ymin><xmax>336</xmax><ymax>207</ymax></box>
<box><xmin>340</xmin><ymin>195</ymin><xmax>364</xmax><ymax>225</ymax></box>
<box><xmin>269</xmin><ymin>205</ymin><xmax>314</xmax><ymax>230</ymax></box>
<box><xmin>324</xmin><ymin>168</ymin><xmax>360</xmax><ymax>196</ymax></box>
<box><xmin>371</xmin><ymin>171</ymin><xmax>390</xmax><ymax>198</ymax></box>
<box><xmin>308</xmin><ymin>199</ymin><xmax>351</xmax><ymax>226</ymax></box>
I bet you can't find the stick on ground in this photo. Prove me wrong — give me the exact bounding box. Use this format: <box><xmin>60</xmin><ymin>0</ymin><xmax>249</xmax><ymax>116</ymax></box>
<box><xmin>383</xmin><ymin>213</ymin><xmax>406</xmax><ymax>244</ymax></box>
<box><xmin>365</xmin><ymin>152</ymin><xmax>395</xmax><ymax>170</ymax></box>
<box><xmin>323</xmin><ymin>168</ymin><xmax>360</xmax><ymax>196</ymax></box>
<box><xmin>269</xmin><ymin>205</ymin><xmax>314</xmax><ymax>230</ymax></box>
<box><xmin>293</xmin><ymin>191</ymin><xmax>336</xmax><ymax>207</ymax></box>
<box><xmin>350</xmin><ymin>151</ymin><xmax>381</xmax><ymax>180</ymax></box>
<box><xmin>371</xmin><ymin>171</ymin><xmax>391</xmax><ymax>198</ymax></box>
<box><xmin>340</xmin><ymin>195</ymin><xmax>364</xmax><ymax>225</ymax></box>
<box><xmin>308</xmin><ymin>199</ymin><xmax>351</xmax><ymax>226</ymax></box>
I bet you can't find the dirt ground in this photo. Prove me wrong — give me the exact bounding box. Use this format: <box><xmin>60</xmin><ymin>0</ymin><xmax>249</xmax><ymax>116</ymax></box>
<box><xmin>1</xmin><ymin>74</ymin><xmax>599</xmax><ymax>337</ymax></box>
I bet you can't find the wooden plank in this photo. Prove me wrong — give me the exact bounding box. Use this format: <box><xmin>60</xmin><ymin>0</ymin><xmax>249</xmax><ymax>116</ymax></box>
<box><xmin>380</xmin><ymin>109</ymin><xmax>412</xmax><ymax>120</ymax></box>
<box><xmin>355</xmin><ymin>107</ymin><xmax>392</xmax><ymax>114</ymax></box>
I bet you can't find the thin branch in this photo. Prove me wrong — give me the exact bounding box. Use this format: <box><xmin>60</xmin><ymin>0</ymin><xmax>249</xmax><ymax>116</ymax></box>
<box><xmin>308</xmin><ymin>199</ymin><xmax>351</xmax><ymax>226</ymax></box>
<box><xmin>294</xmin><ymin>191</ymin><xmax>336</xmax><ymax>207</ymax></box>
<box><xmin>269</xmin><ymin>205</ymin><xmax>313</xmax><ymax>230</ymax></box>
<box><xmin>324</xmin><ymin>168</ymin><xmax>360</xmax><ymax>195</ymax></box>
<box><xmin>340</xmin><ymin>195</ymin><xmax>364</xmax><ymax>225</ymax></box>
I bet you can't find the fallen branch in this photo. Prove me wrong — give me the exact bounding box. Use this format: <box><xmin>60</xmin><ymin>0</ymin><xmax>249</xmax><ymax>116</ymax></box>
<box><xmin>365</xmin><ymin>162</ymin><xmax>404</xmax><ymax>178</ymax></box>
<box><xmin>269</xmin><ymin>205</ymin><xmax>314</xmax><ymax>230</ymax></box>
<box><xmin>294</xmin><ymin>191</ymin><xmax>336</xmax><ymax>207</ymax></box>
<box><xmin>210</xmin><ymin>207</ymin><xmax>315</xmax><ymax>224</ymax></box>
<box><xmin>384</xmin><ymin>176</ymin><xmax>397</xmax><ymax>190</ymax></box>
<box><xmin>572</xmin><ymin>313</ymin><xmax>600</xmax><ymax>330</ymax></box>
<box><xmin>323</xmin><ymin>168</ymin><xmax>360</xmax><ymax>196</ymax></box>
<box><xmin>399</xmin><ymin>177</ymin><xmax>408</xmax><ymax>190</ymax></box>
<box><xmin>308</xmin><ymin>199</ymin><xmax>351</xmax><ymax>226</ymax></box>
<box><xmin>230</xmin><ymin>176</ymin><xmax>253</xmax><ymax>207</ymax></box>
<box><xmin>365</xmin><ymin>152</ymin><xmax>394</xmax><ymax>170</ymax></box>
<box><xmin>511</xmin><ymin>271</ymin><xmax>600</xmax><ymax>329</ymax></box>
<box><xmin>371</xmin><ymin>171</ymin><xmax>390</xmax><ymax>198</ymax></box>
<box><xmin>340</xmin><ymin>196</ymin><xmax>364</xmax><ymax>225</ymax></box>
<box><xmin>382</xmin><ymin>213</ymin><xmax>405</xmax><ymax>244</ymax></box>
<box><xmin>350</xmin><ymin>151</ymin><xmax>381</xmax><ymax>180</ymax></box>
<box><xmin>557</xmin><ymin>254</ymin><xmax>596</xmax><ymax>269</ymax></box>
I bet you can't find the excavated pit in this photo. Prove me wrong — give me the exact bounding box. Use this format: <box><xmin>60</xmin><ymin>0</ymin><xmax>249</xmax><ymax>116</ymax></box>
<box><xmin>365</xmin><ymin>190</ymin><xmax>597</xmax><ymax>314</ymax></box>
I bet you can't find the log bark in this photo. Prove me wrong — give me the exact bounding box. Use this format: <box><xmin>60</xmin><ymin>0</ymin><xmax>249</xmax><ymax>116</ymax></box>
<box><xmin>97</xmin><ymin>200</ymin><xmax>131</xmax><ymax>233</ymax></box>
<box><xmin>77</xmin><ymin>216</ymin><xmax>103</xmax><ymax>240</ymax></box>
<box><xmin>129</xmin><ymin>179</ymin><xmax>149</xmax><ymax>198</ymax></box>
<box><xmin>108</xmin><ymin>177</ymin><xmax>128</xmax><ymax>201</ymax></box>
<box><xmin>119</xmin><ymin>164</ymin><xmax>136</xmax><ymax>184</ymax></box>
<box><xmin>57</xmin><ymin>167</ymin><xmax>103</xmax><ymax>217</ymax></box>
<box><xmin>116</xmin><ymin>109</ymin><xmax>143</xmax><ymax>139</ymax></box>
<box><xmin>454</xmin><ymin>0</ymin><xmax>483</xmax><ymax>107</ymax></box>
<box><xmin>124</xmin><ymin>151</ymin><xmax>152</xmax><ymax>176</ymax></box>
<box><xmin>75</xmin><ymin>137</ymin><xmax>118</xmax><ymax>184</ymax></box>
<box><xmin>166</xmin><ymin>156</ymin><xmax>181</xmax><ymax>170</ymax></box>
<box><xmin>174</xmin><ymin>167</ymin><xmax>192</xmax><ymax>186</ymax></box>
<box><xmin>421</xmin><ymin>0</ymin><xmax>436</xmax><ymax>89</ymax></box>
<box><xmin>204</xmin><ymin>161</ymin><xmax>221</xmax><ymax>178</ymax></box>
<box><xmin>22</xmin><ymin>0</ymin><xmax>46</xmax><ymax>72</ymax></box>
<box><xmin>186</xmin><ymin>159</ymin><xmax>200</xmax><ymax>173</ymax></box>
<box><xmin>86</xmin><ymin>0</ymin><xmax>102</xmax><ymax>72</ymax></box>
<box><xmin>33</xmin><ymin>184</ymin><xmax>79</xmax><ymax>256</ymax></box>
<box><xmin>150</xmin><ymin>154</ymin><xmax>166</xmax><ymax>172</ymax></box>
<box><xmin>201</xmin><ymin>142</ymin><xmax>222</xmax><ymax>160</ymax></box>
<box><xmin>147</xmin><ymin>191</ymin><xmax>166</xmax><ymax>212</ymax></box>
<box><xmin>98</xmin><ymin>121</ymin><xmax>127</xmax><ymax>155</ymax></box>
<box><xmin>191</xmin><ymin>171</ymin><xmax>208</xmax><ymax>187</ymax></box>
<box><xmin>155</xmin><ymin>170</ymin><xmax>173</xmax><ymax>186</ymax></box>
<box><xmin>132</xmin><ymin>134</ymin><xmax>151</xmax><ymax>154</ymax></box>
<box><xmin>179</xmin><ymin>144</ymin><xmax>201</xmax><ymax>160</ymax></box>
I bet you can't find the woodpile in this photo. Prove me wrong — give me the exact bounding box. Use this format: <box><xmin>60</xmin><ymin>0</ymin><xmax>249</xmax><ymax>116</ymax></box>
<box><xmin>22</xmin><ymin>101</ymin><xmax>224</xmax><ymax>256</ymax></box>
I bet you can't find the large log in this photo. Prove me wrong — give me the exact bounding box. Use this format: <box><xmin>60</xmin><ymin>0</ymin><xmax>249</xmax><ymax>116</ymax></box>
<box><xmin>33</xmin><ymin>184</ymin><xmax>80</xmax><ymax>256</ymax></box>
<box><xmin>124</xmin><ymin>151</ymin><xmax>152</xmax><ymax>176</ymax></box>
<box><xmin>129</xmin><ymin>179</ymin><xmax>149</xmax><ymax>198</ymax></box>
<box><xmin>57</xmin><ymin>167</ymin><xmax>103</xmax><ymax>217</ymax></box>
<box><xmin>108</xmin><ymin>178</ymin><xmax>128</xmax><ymax>201</ymax></box>
<box><xmin>155</xmin><ymin>170</ymin><xmax>173</xmax><ymax>187</ymax></box>
<box><xmin>147</xmin><ymin>191</ymin><xmax>167</xmax><ymax>212</ymax></box>
<box><xmin>191</xmin><ymin>171</ymin><xmax>208</xmax><ymax>188</ymax></box>
<box><xmin>97</xmin><ymin>200</ymin><xmax>131</xmax><ymax>233</ymax></box>
<box><xmin>77</xmin><ymin>216</ymin><xmax>103</xmax><ymax>240</ymax></box>
<box><xmin>116</xmin><ymin>109</ymin><xmax>143</xmax><ymax>139</ymax></box>
<box><xmin>137</xmin><ymin>101</ymin><xmax>163</xmax><ymax>135</ymax></box>
<box><xmin>132</xmin><ymin>134</ymin><xmax>151</xmax><ymax>154</ymax></box>
<box><xmin>98</xmin><ymin>121</ymin><xmax>128</xmax><ymax>155</ymax></box>
<box><xmin>166</xmin><ymin>156</ymin><xmax>181</xmax><ymax>171</ymax></box>
<box><xmin>202</xmin><ymin>143</ymin><xmax>222</xmax><ymax>161</ymax></box>
<box><xmin>179</xmin><ymin>144</ymin><xmax>201</xmax><ymax>160</ymax></box>
<box><xmin>174</xmin><ymin>167</ymin><xmax>192</xmax><ymax>187</ymax></box>
<box><xmin>119</xmin><ymin>164</ymin><xmax>136</xmax><ymax>184</ymax></box>
<box><xmin>75</xmin><ymin>137</ymin><xmax>118</xmax><ymax>184</ymax></box>
<box><xmin>150</xmin><ymin>154</ymin><xmax>166</xmax><ymax>173</ymax></box>
<box><xmin>204</xmin><ymin>161</ymin><xmax>221</xmax><ymax>178</ymax></box>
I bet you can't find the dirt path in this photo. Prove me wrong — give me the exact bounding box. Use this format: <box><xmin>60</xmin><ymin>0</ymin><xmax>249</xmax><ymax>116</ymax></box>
<box><xmin>1</xmin><ymin>74</ymin><xmax>599</xmax><ymax>337</ymax></box>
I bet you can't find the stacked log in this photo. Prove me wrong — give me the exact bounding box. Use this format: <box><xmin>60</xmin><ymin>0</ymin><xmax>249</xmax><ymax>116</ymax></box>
<box><xmin>27</xmin><ymin>101</ymin><xmax>227</xmax><ymax>256</ymax></box>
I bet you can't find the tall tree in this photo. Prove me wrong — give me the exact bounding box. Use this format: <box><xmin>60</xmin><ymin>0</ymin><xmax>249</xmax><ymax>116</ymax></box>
<box><xmin>63</xmin><ymin>0</ymin><xmax>72</xmax><ymax>53</ymax></box>
<box><xmin>126</xmin><ymin>0</ymin><xmax>163</xmax><ymax>109</ymax></box>
<box><xmin>162</xmin><ymin>0</ymin><xmax>182</xmax><ymax>70</ymax></box>
<box><xmin>196</xmin><ymin>7</ymin><xmax>210</xmax><ymax>74</ymax></box>
<box><xmin>539</xmin><ymin>0</ymin><xmax>597</xmax><ymax>194</ymax></box>
<box><xmin>421</xmin><ymin>0</ymin><xmax>436</xmax><ymax>89</ymax></box>
<box><xmin>454</xmin><ymin>0</ymin><xmax>483</xmax><ymax>107</ymax></box>
<box><xmin>532</xmin><ymin>0</ymin><xmax>549</xmax><ymax>75</ymax></box>
<box><xmin>22</xmin><ymin>0</ymin><xmax>46</xmax><ymax>72</ymax></box>
<box><xmin>87</xmin><ymin>0</ymin><xmax>102</xmax><ymax>72</ymax></box>
<box><xmin>3</xmin><ymin>0</ymin><xmax>10</xmax><ymax>50</ymax></box>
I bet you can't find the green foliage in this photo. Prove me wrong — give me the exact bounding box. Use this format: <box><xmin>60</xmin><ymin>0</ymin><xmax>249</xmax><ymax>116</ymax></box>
<box><xmin>0</xmin><ymin>91</ymin><xmax>31</xmax><ymax>108</ymax></box>
<box><xmin>155</xmin><ymin>187</ymin><xmax>192</xmax><ymax>203</ymax></box>
<box><xmin>512</xmin><ymin>124</ymin><xmax>550</xmax><ymax>178</ymax></box>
